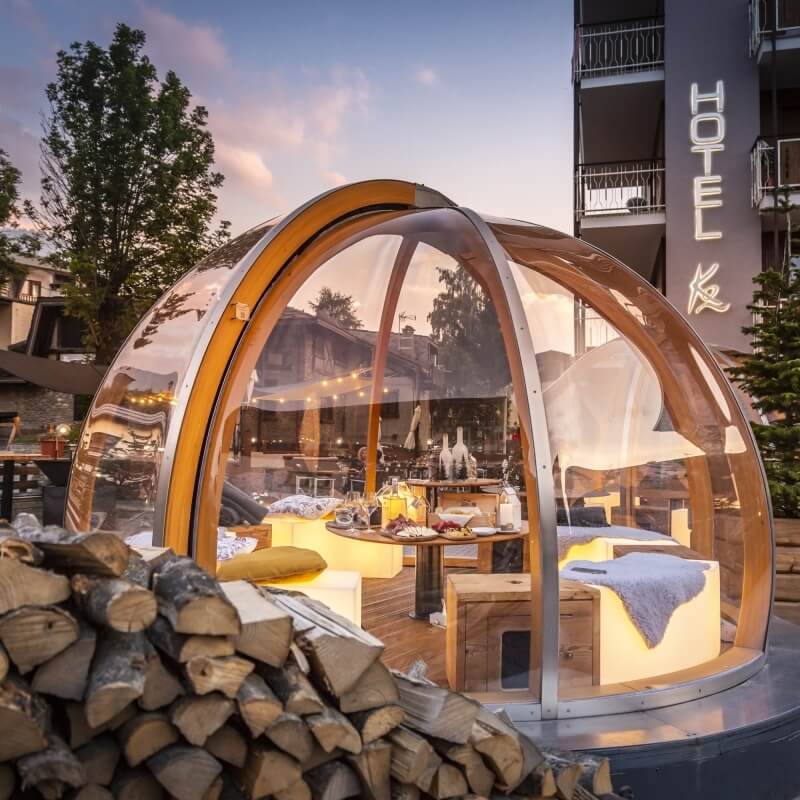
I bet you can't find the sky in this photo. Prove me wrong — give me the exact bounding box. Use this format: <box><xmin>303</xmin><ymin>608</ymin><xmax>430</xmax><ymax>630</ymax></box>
<box><xmin>0</xmin><ymin>0</ymin><xmax>574</xmax><ymax>238</ymax></box>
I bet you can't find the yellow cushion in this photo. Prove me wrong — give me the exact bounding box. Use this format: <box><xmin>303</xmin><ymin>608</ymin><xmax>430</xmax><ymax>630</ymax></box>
<box><xmin>217</xmin><ymin>546</ymin><xmax>327</xmax><ymax>582</ymax></box>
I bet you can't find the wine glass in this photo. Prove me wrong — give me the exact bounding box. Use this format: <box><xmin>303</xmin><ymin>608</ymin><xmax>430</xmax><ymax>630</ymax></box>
<box><xmin>363</xmin><ymin>491</ymin><xmax>381</xmax><ymax>529</ymax></box>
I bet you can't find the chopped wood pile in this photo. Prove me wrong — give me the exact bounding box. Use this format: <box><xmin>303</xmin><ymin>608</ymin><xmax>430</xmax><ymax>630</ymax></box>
<box><xmin>0</xmin><ymin>523</ymin><xmax>625</xmax><ymax>800</ymax></box>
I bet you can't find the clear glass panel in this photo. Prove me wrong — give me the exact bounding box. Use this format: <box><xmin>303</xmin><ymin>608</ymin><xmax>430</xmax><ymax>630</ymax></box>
<box><xmin>490</xmin><ymin>217</ymin><xmax>769</xmax><ymax>698</ymax></box>
<box><xmin>66</xmin><ymin>221</ymin><xmax>275</xmax><ymax>538</ymax></box>
<box><xmin>201</xmin><ymin>208</ymin><xmax>540</xmax><ymax>699</ymax></box>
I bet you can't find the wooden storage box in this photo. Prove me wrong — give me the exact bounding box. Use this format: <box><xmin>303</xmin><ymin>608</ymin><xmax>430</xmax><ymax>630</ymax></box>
<box><xmin>445</xmin><ymin>573</ymin><xmax>600</xmax><ymax>694</ymax></box>
<box><xmin>229</xmin><ymin>523</ymin><xmax>272</xmax><ymax>551</ymax></box>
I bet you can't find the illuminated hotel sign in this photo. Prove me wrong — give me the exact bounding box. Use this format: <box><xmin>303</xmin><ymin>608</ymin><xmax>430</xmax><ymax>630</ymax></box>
<box><xmin>687</xmin><ymin>80</ymin><xmax>731</xmax><ymax>315</ymax></box>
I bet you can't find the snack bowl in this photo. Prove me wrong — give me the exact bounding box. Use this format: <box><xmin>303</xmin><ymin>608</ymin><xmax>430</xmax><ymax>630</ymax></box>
<box><xmin>471</xmin><ymin>526</ymin><xmax>498</xmax><ymax>537</ymax></box>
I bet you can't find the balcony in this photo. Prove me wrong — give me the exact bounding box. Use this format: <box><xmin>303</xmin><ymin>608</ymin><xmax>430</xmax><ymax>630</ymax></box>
<box><xmin>575</xmin><ymin>159</ymin><xmax>665</xmax><ymax>222</ymax></box>
<box><xmin>751</xmin><ymin>135</ymin><xmax>800</xmax><ymax>208</ymax></box>
<box><xmin>573</xmin><ymin>17</ymin><xmax>664</xmax><ymax>84</ymax></box>
<box><xmin>750</xmin><ymin>0</ymin><xmax>800</xmax><ymax>58</ymax></box>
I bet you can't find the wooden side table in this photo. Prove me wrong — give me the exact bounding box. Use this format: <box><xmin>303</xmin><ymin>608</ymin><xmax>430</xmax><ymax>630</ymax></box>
<box><xmin>445</xmin><ymin>573</ymin><xmax>600</xmax><ymax>693</ymax></box>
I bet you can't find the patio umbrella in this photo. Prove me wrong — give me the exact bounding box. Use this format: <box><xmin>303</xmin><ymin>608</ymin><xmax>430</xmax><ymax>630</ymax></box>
<box><xmin>0</xmin><ymin>350</ymin><xmax>104</xmax><ymax>395</ymax></box>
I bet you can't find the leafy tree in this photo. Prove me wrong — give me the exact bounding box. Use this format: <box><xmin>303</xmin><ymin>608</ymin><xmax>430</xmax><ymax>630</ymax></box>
<box><xmin>728</xmin><ymin>189</ymin><xmax>800</xmax><ymax>518</ymax></box>
<box><xmin>32</xmin><ymin>24</ymin><xmax>230</xmax><ymax>363</ymax></box>
<box><xmin>428</xmin><ymin>266</ymin><xmax>510</xmax><ymax>394</ymax></box>
<box><xmin>0</xmin><ymin>149</ymin><xmax>38</xmax><ymax>290</ymax></box>
<box><xmin>309</xmin><ymin>287</ymin><xmax>363</xmax><ymax>329</ymax></box>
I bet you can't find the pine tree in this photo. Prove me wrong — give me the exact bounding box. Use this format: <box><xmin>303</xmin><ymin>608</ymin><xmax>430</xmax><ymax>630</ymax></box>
<box><xmin>728</xmin><ymin>188</ymin><xmax>800</xmax><ymax>518</ymax></box>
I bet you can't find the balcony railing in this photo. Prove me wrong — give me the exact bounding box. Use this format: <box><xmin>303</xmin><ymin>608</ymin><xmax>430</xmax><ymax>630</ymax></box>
<box><xmin>573</xmin><ymin>17</ymin><xmax>664</xmax><ymax>81</ymax></box>
<box><xmin>575</xmin><ymin>159</ymin><xmax>665</xmax><ymax>220</ymax></box>
<box><xmin>750</xmin><ymin>0</ymin><xmax>800</xmax><ymax>55</ymax></box>
<box><xmin>751</xmin><ymin>135</ymin><xmax>800</xmax><ymax>206</ymax></box>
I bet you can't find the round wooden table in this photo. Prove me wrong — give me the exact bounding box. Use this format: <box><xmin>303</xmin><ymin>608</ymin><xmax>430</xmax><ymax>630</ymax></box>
<box><xmin>326</xmin><ymin>522</ymin><xmax>528</xmax><ymax>619</ymax></box>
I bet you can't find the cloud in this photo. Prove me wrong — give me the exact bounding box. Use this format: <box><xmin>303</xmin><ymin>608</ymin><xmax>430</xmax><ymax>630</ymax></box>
<box><xmin>413</xmin><ymin>66</ymin><xmax>439</xmax><ymax>87</ymax></box>
<box><xmin>322</xmin><ymin>171</ymin><xmax>347</xmax><ymax>188</ymax></box>
<box><xmin>214</xmin><ymin>142</ymin><xmax>274</xmax><ymax>193</ymax></box>
<box><xmin>139</xmin><ymin>3</ymin><xmax>230</xmax><ymax>76</ymax></box>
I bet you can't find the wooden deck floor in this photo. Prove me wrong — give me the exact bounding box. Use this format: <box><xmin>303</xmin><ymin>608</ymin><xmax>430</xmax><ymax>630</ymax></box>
<box><xmin>362</xmin><ymin>566</ymin><xmax>468</xmax><ymax>686</ymax></box>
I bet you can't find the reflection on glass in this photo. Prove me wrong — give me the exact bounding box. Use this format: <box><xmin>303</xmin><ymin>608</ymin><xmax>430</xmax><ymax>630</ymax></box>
<box><xmin>501</xmin><ymin>226</ymin><xmax>753</xmax><ymax>697</ymax></box>
<box><xmin>208</xmin><ymin>209</ymin><xmax>537</xmax><ymax>698</ymax></box>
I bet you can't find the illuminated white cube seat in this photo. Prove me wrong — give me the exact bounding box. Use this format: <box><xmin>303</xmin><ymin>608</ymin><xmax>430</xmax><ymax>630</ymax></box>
<box><xmin>260</xmin><ymin>568</ymin><xmax>362</xmax><ymax>625</ymax></box>
<box><xmin>269</xmin><ymin>516</ymin><xmax>402</xmax><ymax>579</ymax></box>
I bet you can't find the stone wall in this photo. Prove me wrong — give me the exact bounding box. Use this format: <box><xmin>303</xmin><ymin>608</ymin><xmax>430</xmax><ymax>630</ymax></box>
<box><xmin>0</xmin><ymin>384</ymin><xmax>75</xmax><ymax>434</ymax></box>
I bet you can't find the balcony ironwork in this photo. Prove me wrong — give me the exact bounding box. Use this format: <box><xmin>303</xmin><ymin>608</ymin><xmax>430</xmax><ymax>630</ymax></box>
<box><xmin>575</xmin><ymin>159</ymin><xmax>665</xmax><ymax>220</ymax></box>
<box><xmin>750</xmin><ymin>0</ymin><xmax>800</xmax><ymax>55</ymax></box>
<box><xmin>751</xmin><ymin>135</ymin><xmax>800</xmax><ymax>206</ymax></box>
<box><xmin>573</xmin><ymin>17</ymin><xmax>664</xmax><ymax>81</ymax></box>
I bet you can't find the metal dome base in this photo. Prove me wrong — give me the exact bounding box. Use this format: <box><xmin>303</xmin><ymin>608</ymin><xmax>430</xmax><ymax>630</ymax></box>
<box><xmin>519</xmin><ymin>616</ymin><xmax>800</xmax><ymax>800</ymax></box>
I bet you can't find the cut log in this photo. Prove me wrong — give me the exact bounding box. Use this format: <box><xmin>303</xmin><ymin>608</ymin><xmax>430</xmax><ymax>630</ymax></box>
<box><xmin>470</xmin><ymin>707</ymin><xmax>543</xmax><ymax>791</ymax></box>
<box><xmin>33</xmin><ymin>621</ymin><xmax>96</xmax><ymax>700</ymax></box>
<box><xmin>514</xmin><ymin>760</ymin><xmax>557</xmax><ymax>797</ymax></box>
<box><xmin>131</xmin><ymin>546</ymin><xmax>176</xmax><ymax>573</ymax></box>
<box><xmin>265</xmin><ymin>713</ymin><xmax>316</xmax><ymax>763</ymax></box>
<box><xmin>85</xmin><ymin>631</ymin><xmax>147</xmax><ymax>728</ymax></box>
<box><xmin>121</xmin><ymin>552</ymin><xmax>151</xmax><ymax>588</ymax></box>
<box><xmin>19</xmin><ymin>529</ymin><xmax>129</xmax><ymax>577</ymax></box>
<box><xmin>0</xmin><ymin>644</ymin><xmax>7</xmax><ymax>685</ymax></box>
<box><xmin>0</xmin><ymin>557</ymin><xmax>70</xmax><ymax>614</ymax></box>
<box><xmin>202</xmin><ymin>775</ymin><xmax>224</xmax><ymax>800</ymax></box>
<box><xmin>338</xmin><ymin>660</ymin><xmax>399</xmax><ymax>713</ymax></box>
<box><xmin>412</xmin><ymin>748</ymin><xmax>442</xmax><ymax>793</ymax></box>
<box><xmin>71</xmin><ymin>574</ymin><xmax>157</xmax><ymax>633</ymax></box>
<box><xmin>147</xmin><ymin>744</ymin><xmax>222</xmax><ymax>800</ymax></box>
<box><xmin>169</xmin><ymin>693</ymin><xmax>234</xmax><ymax>746</ymax></box>
<box><xmin>64</xmin><ymin>702</ymin><xmax>136</xmax><ymax>750</ymax></box>
<box><xmin>567</xmin><ymin>751</ymin><xmax>613</xmax><ymax>797</ymax></box>
<box><xmin>0</xmin><ymin>531</ymin><xmax>42</xmax><ymax>563</ymax></box>
<box><xmin>66</xmin><ymin>785</ymin><xmax>114</xmax><ymax>800</ymax></box>
<box><xmin>0</xmin><ymin>764</ymin><xmax>14</xmax><ymax>800</ymax></box>
<box><xmin>276</xmin><ymin>779</ymin><xmax>312</xmax><ymax>800</ymax></box>
<box><xmin>302</xmin><ymin>741</ymin><xmax>344</xmax><ymax>773</ymax></box>
<box><xmin>291</xmin><ymin>641</ymin><xmax>311</xmax><ymax>674</ymax></box>
<box><xmin>389</xmin><ymin>781</ymin><xmax>419</xmax><ymax>800</ymax></box>
<box><xmin>185</xmin><ymin>654</ymin><xmax>253</xmax><ymax>698</ymax></box>
<box><xmin>304</xmin><ymin>760</ymin><xmax>361</xmax><ymax>800</ymax></box>
<box><xmin>261</xmin><ymin>657</ymin><xmax>325</xmax><ymax>715</ymax></box>
<box><xmin>347</xmin><ymin>740</ymin><xmax>392</xmax><ymax>800</ymax></box>
<box><xmin>0</xmin><ymin>674</ymin><xmax>49</xmax><ymax>760</ymax></box>
<box><xmin>349</xmin><ymin>705</ymin><xmax>404</xmax><ymax>744</ymax></box>
<box><xmin>387</xmin><ymin>727</ymin><xmax>435</xmax><ymax>785</ymax></box>
<box><xmin>427</xmin><ymin>763</ymin><xmax>467</xmax><ymax>800</ymax></box>
<box><xmin>236</xmin><ymin>673</ymin><xmax>282</xmax><ymax>736</ymax></box>
<box><xmin>221</xmin><ymin>580</ymin><xmax>293</xmax><ymax>667</ymax></box>
<box><xmin>539</xmin><ymin>750</ymin><xmax>584</xmax><ymax>800</ymax></box>
<box><xmin>75</xmin><ymin>734</ymin><xmax>120</xmax><ymax>786</ymax></box>
<box><xmin>147</xmin><ymin>614</ymin><xmax>235</xmax><ymax>663</ymax></box>
<box><xmin>270</xmin><ymin>592</ymin><xmax>382</xmax><ymax>697</ymax></box>
<box><xmin>117</xmin><ymin>711</ymin><xmax>179</xmax><ymax>767</ymax></box>
<box><xmin>393</xmin><ymin>672</ymin><xmax>479</xmax><ymax>744</ymax></box>
<box><xmin>140</xmin><ymin>640</ymin><xmax>184</xmax><ymax>711</ymax></box>
<box><xmin>152</xmin><ymin>557</ymin><xmax>240</xmax><ymax>636</ymax></box>
<box><xmin>205</xmin><ymin>722</ymin><xmax>247</xmax><ymax>768</ymax></box>
<box><xmin>432</xmin><ymin>741</ymin><xmax>494</xmax><ymax>798</ymax></box>
<box><xmin>240</xmin><ymin>743</ymin><xmax>303</xmax><ymax>798</ymax></box>
<box><xmin>110</xmin><ymin>765</ymin><xmax>164</xmax><ymax>800</ymax></box>
<box><xmin>0</xmin><ymin>604</ymin><xmax>79</xmax><ymax>673</ymax></box>
<box><xmin>17</xmin><ymin>734</ymin><xmax>87</xmax><ymax>797</ymax></box>
<box><xmin>306</xmin><ymin>705</ymin><xmax>362</xmax><ymax>754</ymax></box>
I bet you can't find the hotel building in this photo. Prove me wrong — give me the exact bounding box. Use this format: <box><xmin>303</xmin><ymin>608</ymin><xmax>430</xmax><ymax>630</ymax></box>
<box><xmin>573</xmin><ymin>0</ymin><xmax>800</xmax><ymax>352</ymax></box>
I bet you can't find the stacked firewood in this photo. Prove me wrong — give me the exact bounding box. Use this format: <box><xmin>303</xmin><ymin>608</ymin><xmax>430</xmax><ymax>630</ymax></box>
<box><xmin>0</xmin><ymin>524</ymin><xmax>622</xmax><ymax>800</ymax></box>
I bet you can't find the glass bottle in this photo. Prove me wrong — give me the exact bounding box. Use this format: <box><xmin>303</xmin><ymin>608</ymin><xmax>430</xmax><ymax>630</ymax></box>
<box><xmin>381</xmin><ymin>477</ymin><xmax>408</xmax><ymax>527</ymax></box>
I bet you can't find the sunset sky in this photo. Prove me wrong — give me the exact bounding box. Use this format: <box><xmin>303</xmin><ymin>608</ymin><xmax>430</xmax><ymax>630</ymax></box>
<box><xmin>0</xmin><ymin>0</ymin><xmax>573</xmax><ymax>236</ymax></box>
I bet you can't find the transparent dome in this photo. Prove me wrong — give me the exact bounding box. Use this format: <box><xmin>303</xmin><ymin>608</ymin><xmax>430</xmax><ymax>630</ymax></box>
<box><xmin>68</xmin><ymin>180</ymin><xmax>773</xmax><ymax>719</ymax></box>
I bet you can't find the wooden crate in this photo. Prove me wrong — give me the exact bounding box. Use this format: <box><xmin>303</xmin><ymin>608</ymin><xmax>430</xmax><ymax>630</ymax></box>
<box><xmin>229</xmin><ymin>523</ymin><xmax>272</xmax><ymax>551</ymax></box>
<box><xmin>445</xmin><ymin>573</ymin><xmax>600</xmax><ymax>694</ymax></box>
